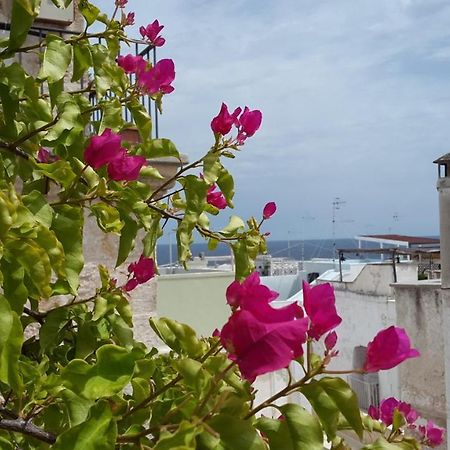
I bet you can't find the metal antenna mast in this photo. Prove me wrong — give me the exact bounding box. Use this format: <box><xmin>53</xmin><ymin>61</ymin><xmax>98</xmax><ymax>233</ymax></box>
<box><xmin>301</xmin><ymin>216</ymin><xmax>315</xmax><ymax>269</ymax></box>
<box><xmin>332</xmin><ymin>197</ymin><xmax>346</xmax><ymax>261</ymax></box>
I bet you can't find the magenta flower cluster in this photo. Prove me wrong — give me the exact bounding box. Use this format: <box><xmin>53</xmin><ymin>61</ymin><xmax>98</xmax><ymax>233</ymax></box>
<box><xmin>83</xmin><ymin>128</ymin><xmax>146</xmax><ymax>182</ymax></box>
<box><xmin>211</xmin><ymin>103</ymin><xmax>262</xmax><ymax>145</ymax></box>
<box><xmin>140</xmin><ymin>20</ymin><xmax>166</xmax><ymax>47</ymax></box>
<box><xmin>206</xmin><ymin>184</ymin><xmax>227</xmax><ymax>210</ymax></box>
<box><xmin>124</xmin><ymin>255</ymin><xmax>156</xmax><ymax>292</ymax></box>
<box><xmin>369</xmin><ymin>397</ymin><xmax>444</xmax><ymax>447</ymax></box>
<box><xmin>220</xmin><ymin>275</ymin><xmax>420</xmax><ymax>382</ymax></box>
<box><xmin>117</xmin><ymin>55</ymin><xmax>175</xmax><ymax>95</ymax></box>
<box><xmin>220</xmin><ymin>272</ymin><xmax>308</xmax><ymax>381</ymax></box>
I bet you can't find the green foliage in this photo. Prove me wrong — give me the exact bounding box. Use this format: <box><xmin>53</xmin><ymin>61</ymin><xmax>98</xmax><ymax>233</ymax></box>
<box><xmin>256</xmin><ymin>404</ymin><xmax>324</xmax><ymax>450</ymax></box>
<box><xmin>53</xmin><ymin>401</ymin><xmax>117</xmax><ymax>449</ymax></box>
<box><xmin>0</xmin><ymin>2</ymin><xmax>426</xmax><ymax>449</ymax></box>
<box><xmin>300</xmin><ymin>377</ymin><xmax>363</xmax><ymax>440</ymax></box>
<box><xmin>0</xmin><ymin>295</ymin><xmax>23</xmax><ymax>390</ymax></box>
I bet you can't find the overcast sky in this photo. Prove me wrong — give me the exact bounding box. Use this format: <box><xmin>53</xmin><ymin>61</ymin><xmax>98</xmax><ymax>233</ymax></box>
<box><xmin>94</xmin><ymin>0</ymin><xmax>450</xmax><ymax>241</ymax></box>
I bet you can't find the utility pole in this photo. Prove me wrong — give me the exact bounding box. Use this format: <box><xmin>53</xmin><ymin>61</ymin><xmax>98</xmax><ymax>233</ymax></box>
<box><xmin>332</xmin><ymin>197</ymin><xmax>346</xmax><ymax>262</ymax></box>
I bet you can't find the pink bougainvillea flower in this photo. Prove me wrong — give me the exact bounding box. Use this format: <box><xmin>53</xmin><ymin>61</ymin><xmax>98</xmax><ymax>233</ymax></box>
<box><xmin>125</xmin><ymin>255</ymin><xmax>156</xmax><ymax>292</ymax></box>
<box><xmin>262</xmin><ymin>202</ymin><xmax>276</xmax><ymax>219</ymax></box>
<box><xmin>138</xmin><ymin>59</ymin><xmax>175</xmax><ymax>95</ymax></box>
<box><xmin>115</xmin><ymin>0</ymin><xmax>127</xmax><ymax>7</ymax></box>
<box><xmin>220</xmin><ymin>309</ymin><xmax>308</xmax><ymax>381</ymax></box>
<box><xmin>84</xmin><ymin>128</ymin><xmax>122</xmax><ymax>169</ymax></box>
<box><xmin>37</xmin><ymin>148</ymin><xmax>59</xmax><ymax>163</ymax></box>
<box><xmin>206</xmin><ymin>185</ymin><xmax>227</xmax><ymax>209</ymax></box>
<box><xmin>379</xmin><ymin>397</ymin><xmax>400</xmax><ymax>426</ymax></box>
<box><xmin>397</xmin><ymin>401</ymin><xmax>419</xmax><ymax>424</ymax></box>
<box><xmin>368</xmin><ymin>398</ymin><xmax>419</xmax><ymax>427</ymax></box>
<box><xmin>226</xmin><ymin>272</ymin><xmax>277</xmax><ymax>308</ymax></box>
<box><xmin>324</xmin><ymin>331</ymin><xmax>338</xmax><ymax>351</ymax></box>
<box><xmin>117</xmin><ymin>54</ymin><xmax>146</xmax><ymax>74</ymax></box>
<box><xmin>419</xmin><ymin>420</ymin><xmax>445</xmax><ymax>447</ymax></box>
<box><xmin>107</xmin><ymin>150</ymin><xmax>147</xmax><ymax>182</ymax></box>
<box><xmin>139</xmin><ymin>20</ymin><xmax>165</xmax><ymax>47</ymax></box>
<box><xmin>37</xmin><ymin>148</ymin><xmax>51</xmax><ymax>163</ymax></box>
<box><xmin>212</xmin><ymin>328</ymin><xmax>221</xmax><ymax>338</ymax></box>
<box><xmin>302</xmin><ymin>281</ymin><xmax>342</xmax><ymax>340</ymax></box>
<box><xmin>225</xmin><ymin>272</ymin><xmax>303</xmax><ymax>323</ymax></box>
<box><xmin>363</xmin><ymin>326</ymin><xmax>420</xmax><ymax>372</ymax></box>
<box><xmin>238</xmin><ymin>106</ymin><xmax>263</xmax><ymax>138</ymax></box>
<box><xmin>210</xmin><ymin>103</ymin><xmax>242</xmax><ymax>135</ymax></box>
<box><xmin>368</xmin><ymin>405</ymin><xmax>380</xmax><ymax>421</ymax></box>
<box><xmin>122</xmin><ymin>11</ymin><xmax>135</xmax><ymax>26</ymax></box>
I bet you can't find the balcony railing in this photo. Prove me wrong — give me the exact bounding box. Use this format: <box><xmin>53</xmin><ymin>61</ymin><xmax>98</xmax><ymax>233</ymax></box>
<box><xmin>0</xmin><ymin>21</ymin><xmax>159</xmax><ymax>138</ymax></box>
<box><xmin>349</xmin><ymin>375</ymin><xmax>380</xmax><ymax>411</ymax></box>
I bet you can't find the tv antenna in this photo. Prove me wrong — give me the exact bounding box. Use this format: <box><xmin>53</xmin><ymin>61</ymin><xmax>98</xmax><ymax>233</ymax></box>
<box><xmin>332</xmin><ymin>197</ymin><xmax>346</xmax><ymax>261</ymax></box>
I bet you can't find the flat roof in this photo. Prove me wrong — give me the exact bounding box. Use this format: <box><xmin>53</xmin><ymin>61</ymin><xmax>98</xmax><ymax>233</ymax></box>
<box><xmin>356</xmin><ymin>234</ymin><xmax>439</xmax><ymax>246</ymax></box>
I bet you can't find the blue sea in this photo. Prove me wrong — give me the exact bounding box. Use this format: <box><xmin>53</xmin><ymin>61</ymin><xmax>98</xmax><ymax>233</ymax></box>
<box><xmin>156</xmin><ymin>238</ymin><xmax>378</xmax><ymax>266</ymax></box>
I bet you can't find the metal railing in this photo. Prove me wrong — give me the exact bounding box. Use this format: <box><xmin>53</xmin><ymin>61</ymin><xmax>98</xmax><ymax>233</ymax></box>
<box><xmin>349</xmin><ymin>375</ymin><xmax>380</xmax><ymax>411</ymax></box>
<box><xmin>0</xmin><ymin>21</ymin><xmax>159</xmax><ymax>138</ymax></box>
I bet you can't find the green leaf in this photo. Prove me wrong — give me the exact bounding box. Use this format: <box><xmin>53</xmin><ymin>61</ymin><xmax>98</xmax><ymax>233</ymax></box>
<box><xmin>75</xmin><ymin>322</ymin><xmax>97</xmax><ymax>359</ymax></box>
<box><xmin>0</xmin><ymin>187</ymin><xmax>18</xmax><ymax>238</ymax></box>
<box><xmin>141</xmin><ymin>138</ymin><xmax>181</xmax><ymax>160</ymax></box>
<box><xmin>176</xmin><ymin>175</ymin><xmax>208</xmax><ymax>263</ymax></box>
<box><xmin>392</xmin><ymin>408</ymin><xmax>406</xmax><ymax>432</ymax></box>
<box><xmin>53</xmin><ymin>400</ymin><xmax>117</xmax><ymax>449</ymax></box>
<box><xmin>72</xmin><ymin>42</ymin><xmax>93</xmax><ymax>82</ymax></box>
<box><xmin>42</xmin><ymin>96</ymin><xmax>84</xmax><ymax>145</ymax></box>
<box><xmin>128</xmin><ymin>100</ymin><xmax>152</xmax><ymax>142</ymax></box>
<box><xmin>202</xmin><ymin>152</ymin><xmax>221</xmax><ymax>184</ymax></box>
<box><xmin>142</xmin><ymin>215</ymin><xmax>162</xmax><ymax>257</ymax></box>
<box><xmin>140</xmin><ymin>165</ymin><xmax>164</xmax><ymax>179</ymax></box>
<box><xmin>231</xmin><ymin>232</ymin><xmax>263</xmax><ymax>280</ymax></box>
<box><xmin>8</xmin><ymin>0</ymin><xmax>41</xmax><ymax>50</ymax></box>
<box><xmin>52</xmin><ymin>205</ymin><xmax>84</xmax><ymax>293</ymax></box>
<box><xmin>61</xmin><ymin>345</ymin><xmax>136</xmax><ymax>400</ymax></box>
<box><xmin>60</xmin><ymin>389</ymin><xmax>92</xmax><ymax>427</ymax></box>
<box><xmin>0</xmin><ymin>295</ymin><xmax>23</xmax><ymax>391</ymax></box>
<box><xmin>39</xmin><ymin>308</ymin><xmax>70</xmax><ymax>353</ymax></box>
<box><xmin>6</xmin><ymin>237</ymin><xmax>52</xmax><ymax>298</ymax></box>
<box><xmin>35</xmin><ymin>160</ymin><xmax>77</xmax><ymax>189</ymax></box>
<box><xmin>149</xmin><ymin>317</ymin><xmax>206</xmax><ymax>358</ymax></box>
<box><xmin>0</xmin><ymin>260</ymin><xmax>28</xmax><ymax>314</ymax></box>
<box><xmin>300</xmin><ymin>377</ymin><xmax>363</xmax><ymax>440</ymax></box>
<box><xmin>0</xmin><ymin>436</ymin><xmax>13</xmax><ymax>450</ymax></box>
<box><xmin>38</xmin><ymin>35</ymin><xmax>72</xmax><ymax>83</ymax></box>
<box><xmin>175</xmin><ymin>358</ymin><xmax>212</xmax><ymax>393</ymax></box>
<box><xmin>116</xmin><ymin>215</ymin><xmax>138</xmax><ymax>267</ymax></box>
<box><xmin>90</xmin><ymin>202</ymin><xmax>123</xmax><ymax>233</ymax></box>
<box><xmin>216</xmin><ymin>166</ymin><xmax>234</xmax><ymax>207</ymax></box>
<box><xmin>22</xmin><ymin>190</ymin><xmax>53</xmax><ymax>227</ymax></box>
<box><xmin>77</xmin><ymin>0</ymin><xmax>100</xmax><ymax>26</ymax></box>
<box><xmin>36</xmin><ymin>225</ymin><xmax>66</xmax><ymax>278</ymax></box>
<box><xmin>220</xmin><ymin>215</ymin><xmax>245</xmax><ymax>236</ymax></box>
<box><xmin>361</xmin><ymin>438</ymin><xmax>417</xmax><ymax>450</ymax></box>
<box><xmin>154</xmin><ymin>421</ymin><xmax>203</xmax><ymax>450</ymax></box>
<box><xmin>99</xmin><ymin>98</ymin><xmax>123</xmax><ymax>133</ymax></box>
<box><xmin>208</xmin><ymin>414</ymin><xmax>266</xmax><ymax>450</ymax></box>
<box><xmin>256</xmin><ymin>404</ymin><xmax>324</xmax><ymax>450</ymax></box>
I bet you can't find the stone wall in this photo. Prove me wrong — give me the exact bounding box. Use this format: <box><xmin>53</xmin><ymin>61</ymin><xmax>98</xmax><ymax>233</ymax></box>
<box><xmin>393</xmin><ymin>282</ymin><xmax>446</xmax><ymax>425</ymax></box>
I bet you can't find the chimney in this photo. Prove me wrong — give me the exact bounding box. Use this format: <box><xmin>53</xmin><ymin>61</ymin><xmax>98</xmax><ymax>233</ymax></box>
<box><xmin>435</xmin><ymin>153</ymin><xmax>450</xmax><ymax>288</ymax></box>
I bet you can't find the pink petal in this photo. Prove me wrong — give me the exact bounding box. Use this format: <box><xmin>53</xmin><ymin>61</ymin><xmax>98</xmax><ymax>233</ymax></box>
<box><xmin>220</xmin><ymin>310</ymin><xmax>308</xmax><ymax>381</ymax></box>
<box><xmin>263</xmin><ymin>202</ymin><xmax>277</xmax><ymax>219</ymax></box>
<box><xmin>84</xmin><ymin>128</ymin><xmax>123</xmax><ymax>169</ymax></box>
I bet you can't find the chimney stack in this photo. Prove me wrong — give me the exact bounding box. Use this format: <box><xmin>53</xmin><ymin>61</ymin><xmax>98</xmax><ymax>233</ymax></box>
<box><xmin>434</xmin><ymin>154</ymin><xmax>450</xmax><ymax>288</ymax></box>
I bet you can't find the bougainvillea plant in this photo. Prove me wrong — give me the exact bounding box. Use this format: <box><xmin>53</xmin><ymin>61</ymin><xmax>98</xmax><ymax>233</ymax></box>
<box><xmin>0</xmin><ymin>0</ymin><xmax>443</xmax><ymax>448</ymax></box>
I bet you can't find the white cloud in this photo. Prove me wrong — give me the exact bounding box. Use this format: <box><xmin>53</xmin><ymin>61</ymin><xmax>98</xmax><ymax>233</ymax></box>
<box><xmin>93</xmin><ymin>0</ymin><xmax>450</xmax><ymax>238</ymax></box>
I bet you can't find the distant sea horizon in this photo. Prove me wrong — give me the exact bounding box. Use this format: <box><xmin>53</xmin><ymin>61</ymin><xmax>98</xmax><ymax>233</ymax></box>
<box><xmin>156</xmin><ymin>237</ymin><xmax>381</xmax><ymax>266</ymax></box>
